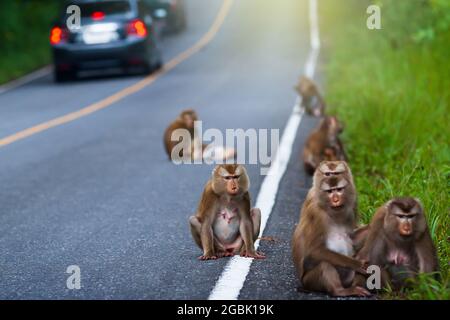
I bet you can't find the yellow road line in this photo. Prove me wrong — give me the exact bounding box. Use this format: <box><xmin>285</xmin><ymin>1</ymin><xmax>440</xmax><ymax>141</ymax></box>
<box><xmin>0</xmin><ymin>0</ymin><xmax>234</xmax><ymax>148</ymax></box>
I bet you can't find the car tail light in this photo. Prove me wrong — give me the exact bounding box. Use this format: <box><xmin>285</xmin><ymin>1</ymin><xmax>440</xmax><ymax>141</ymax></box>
<box><xmin>127</xmin><ymin>19</ymin><xmax>148</xmax><ymax>38</ymax></box>
<box><xmin>91</xmin><ymin>11</ymin><xmax>105</xmax><ymax>21</ymax></box>
<box><xmin>50</xmin><ymin>26</ymin><xmax>68</xmax><ymax>45</ymax></box>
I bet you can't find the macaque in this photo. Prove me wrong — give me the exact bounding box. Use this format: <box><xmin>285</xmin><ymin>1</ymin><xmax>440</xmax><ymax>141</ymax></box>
<box><xmin>304</xmin><ymin>161</ymin><xmax>367</xmax><ymax>251</ymax></box>
<box><xmin>313</xmin><ymin>161</ymin><xmax>354</xmax><ymax>188</ymax></box>
<box><xmin>189</xmin><ymin>164</ymin><xmax>265</xmax><ymax>260</ymax></box>
<box><xmin>164</xmin><ymin>109</ymin><xmax>235</xmax><ymax>161</ymax></box>
<box><xmin>303</xmin><ymin>161</ymin><xmax>354</xmax><ymax>209</ymax></box>
<box><xmin>302</xmin><ymin>116</ymin><xmax>347</xmax><ymax>175</ymax></box>
<box><xmin>292</xmin><ymin>174</ymin><xmax>370</xmax><ymax>297</ymax></box>
<box><xmin>164</xmin><ymin>109</ymin><xmax>205</xmax><ymax>160</ymax></box>
<box><xmin>294</xmin><ymin>76</ymin><xmax>326</xmax><ymax>116</ymax></box>
<box><xmin>354</xmin><ymin>197</ymin><xmax>439</xmax><ymax>290</ymax></box>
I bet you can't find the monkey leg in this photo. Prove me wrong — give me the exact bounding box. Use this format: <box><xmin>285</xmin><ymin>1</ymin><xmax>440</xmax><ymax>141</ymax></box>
<box><xmin>190</xmin><ymin>216</ymin><xmax>229</xmax><ymax>259</ymax></box>
<box><xmin>218</xmin><ymin>236</ymin><xmax>243</xmax><ymax>258</ymax></box>
<box><xmin>352</xmin><ymin>273</ymin><xmax>368</xmax><ymax>289</ymax></box>
<box><xmin>237</xmin><ymin>209</ymin><xmax>265</xmax><ymax>259</ymax></box>
<box><xmin>244</xmin><ymin>208</ymin><xmax>265</xmax><ymax>258</ymax></box>
<box><xmin>386</xmin><ymin>264</ymin><xmax>411</xmax><ymax>290</ymax></box>
<box><xmin>353</xmin><ymin>266</ymin><xmax>391</xmax><ymax>291</ymax></box>
<box><xmin>189</xmin><ymin>216</ymin><xmax>203</xmax><ymax>249</ymax></box>
<box><xmin>251</xmin><ymin>208</ymin><xmax>261</xmax><ymax>241</ymax></box>
<box><xmin>302</xmin><ymin>262</ymin><xmax>370</xmax><ymax>297</ymax></box>
<box><xmin>336</xmin><ymin>267</ymin><xmax>356</xmax><ymax>288</ymax></box>
<box><xmin>301</xmin><ymin>99</ymin><xmax>314</xmax><ymax>115</ymax></box>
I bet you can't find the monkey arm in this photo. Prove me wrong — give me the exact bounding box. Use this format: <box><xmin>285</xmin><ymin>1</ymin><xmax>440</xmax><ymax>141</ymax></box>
<box><xmin>415</xmin><ymin>231</ymin><xmax>439</xmax><ymax>274</ymax></box>
<box><xmin>309</xmin><ymin>246</ymin><xmax>365</xmax><ymax>273</ymax></box>
<box><xmin>196</xmin><ymin>184</ymin><xmax>220</xmax><ymax>258</ymax></box>
<box><xmin>199</xmin><ymin>216</ymin><xmax>216</xmax><ymax>257</ymax></box>
<box><xmin>239</xmin><ymin>220</ymin><xmax>255</xmax><ymax>252</ymax></box>
<box><xmin>238</xmin><ymin>194</ymin><xmax>255</xmax><ymax>252</ymax></box>
<box><xmin>356</xmin><ymin>209</ymin><xmax>385</xmax><ymax>261</ymax></box>
<box><xmin>351</xmin><ymin>225</ymin><xmax>370</xmax><ymax>252</ymax></box>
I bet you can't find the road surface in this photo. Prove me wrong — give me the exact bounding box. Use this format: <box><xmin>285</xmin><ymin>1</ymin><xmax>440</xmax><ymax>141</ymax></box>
<box><xmin>0</xmin><ymin>0</ymin><xmax>328</xmax><ymax>299</ymax></box>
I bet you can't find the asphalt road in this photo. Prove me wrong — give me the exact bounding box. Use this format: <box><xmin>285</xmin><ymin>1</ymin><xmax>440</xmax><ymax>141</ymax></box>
<box><xmin>0</xmin><ymin>0</ymin><xmax>325</xmax><ymax>299</ymax></box>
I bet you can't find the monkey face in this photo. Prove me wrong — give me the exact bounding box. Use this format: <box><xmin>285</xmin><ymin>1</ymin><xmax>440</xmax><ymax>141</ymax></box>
<box><xmin>385</xmin><ymin>198</ymin><xmax>426</xmax><ymax>240</ymax></box>
<box><xmin>320</xmin><ymin>177</ymin><xmax>349</xmax><ymax>209</ymax></box>
<box><xmin>213</xmin><ymin>164</ymin><xmax>249</xmax><ymax>196</ymax></box>
<box><xmin>182</xmin><ymin>114</ymin><xmax>196</xmax><ymax>129</ymax></box>
<box><xmin>224</xmin><ymin>174</ymin><xmax>240</xmax><ymax>195</ymax></box>
<box><xmin>180</xmin><ymin>110</ymin><xmax>198</xmax><ymax>129</ymax></box>
<box><xmin>317</xmin><ymin>161</ymin><xmax>347</xmax><ymax>177</ymax></box>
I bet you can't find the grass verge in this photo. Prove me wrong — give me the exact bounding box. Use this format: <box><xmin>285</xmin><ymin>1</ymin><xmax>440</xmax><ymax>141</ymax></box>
<box><xmin>0</xmin><ymin>1</ymin><xmax>60</xmax><ymax>84</ymax></box>
<box><xmin>319</xmin><ymin>0</ymin><xmax>450</xmax><ymax>299</ymax></box>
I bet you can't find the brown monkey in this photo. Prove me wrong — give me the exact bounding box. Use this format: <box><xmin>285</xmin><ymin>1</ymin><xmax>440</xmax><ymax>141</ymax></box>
<box><xmin>303</xmin><ymin>161</ymin><xmax>354</xmax><ymax>209</ymax></box>
<box><xmin>306</xmin><ymin>161</ymin><xmax>368</xmax><ymax>251</ymax></box>
<box><xmin>312</xmin><ymin>161</ymin><xmax>354</xmax><ymax>188</ymax></box>
<box><xmin>302</xmin><ymin>116</ymin><xmax>347</xmax><ymax>175</ymax></box>
<box><xmin>164</xmin><ymin>109</ymin><xmax>236</xmax><ymax>162</ymax></box>
<box><xmin>189</xmin><ymin>164</ymin><xmax>265</xmax><ymax>260</ymax></box>
<box><xmin>294</xmin><ymin>76</ymin><xmax>326</xmax><ymax>116</ymax></box>
<box><xmin>164</xmin><ymin>109</ymin><xmax>205</xmax><ymax>161</ymax></box>
<box><xmin>354</xmin><ymin>197</ymin><xmax>439</xmax><ymax>290</ymax></box>
<box><xmin>292</xmin><ymin>174</ymin><xmax>370</xmax><ymax>297</ymax></box>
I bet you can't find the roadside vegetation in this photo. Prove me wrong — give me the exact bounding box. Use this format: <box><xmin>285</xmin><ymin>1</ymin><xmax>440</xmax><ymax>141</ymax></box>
<box><xmin>320</xmin><ymin>0</ymin><xmax>449</xmax><ymax>299</ymax></box>
<box><xmin>0</xmin><ymin>1</ymin><xmax>60</xmax><ymax>84</ymax></box>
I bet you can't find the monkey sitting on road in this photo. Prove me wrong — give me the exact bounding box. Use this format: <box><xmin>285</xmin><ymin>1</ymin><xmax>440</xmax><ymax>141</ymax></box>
<box><xmin>303</xmin><ymin>160</ymin><xmax>369</xmax><ymax>252</ymax></box>
<box><xmin>292</xmin><ymin>172</ymin><xmax>370</xmax><ymax>297</ymax></box>
<box><xmin>302</xmin><ymin>116</ymin><xmax>347</xmax><ymax>175</ymax></box>
<box><xmin>354</xmin><ymin>197</ymin><xmax>439</xmax><ymax>291</ymax></box>
<box><xmin>189</xmin><ymin>164</ymin><xmax>265</xmax><ymax>260</ymax></box>
<box><xmin>163</xmin><ymin>109</ymin><xmax>235</xmax><ymax>162</ymax></box>
<box><xmin>294</xmin><ymin>76</ymin><xmax>326</xmax><ymax>117</ymax></box>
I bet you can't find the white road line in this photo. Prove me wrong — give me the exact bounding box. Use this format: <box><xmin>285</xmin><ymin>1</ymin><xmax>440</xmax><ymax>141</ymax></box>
<box><xmin>0</xmin><ymin>66</ymin><xmax>52</xmax><ymax>96</ymax></box>
<box><xmin>208</xmin><ymin>0</ymin><xmax>321</xmax><ymax>300</ymax></box>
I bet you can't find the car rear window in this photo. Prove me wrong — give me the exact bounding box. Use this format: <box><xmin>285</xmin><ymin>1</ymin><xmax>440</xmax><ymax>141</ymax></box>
<box><xmin>76</xmin><ymin>1</ymin><xmax>132</xmax><ymax>17</ymax></box>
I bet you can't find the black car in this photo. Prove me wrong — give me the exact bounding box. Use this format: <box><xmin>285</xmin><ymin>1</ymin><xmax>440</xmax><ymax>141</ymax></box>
<box><xmin>144</xmin><ymin>0</ymin><xmax>187</xmax><ymax>33</ymax></box>
<box><xmin>51</xmin><ymin>0</ymin><xmax>163</xmax><ymax>82</ymax></box>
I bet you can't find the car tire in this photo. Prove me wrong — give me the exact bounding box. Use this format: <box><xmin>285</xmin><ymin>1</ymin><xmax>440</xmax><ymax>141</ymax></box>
<box><xmin>54</xmin><ymin>70</ymin><xmax>75</xmax><ymax>83</ymax></box>
<box><xmin>153</xmin><ymin>56</ymin><xmax>163</xmax><ymax>71</ymax></box>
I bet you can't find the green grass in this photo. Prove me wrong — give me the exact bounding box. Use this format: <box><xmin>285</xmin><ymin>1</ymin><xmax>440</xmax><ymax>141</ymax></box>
<box><xmin>319</xmin><ymin>0</ymin><xmax>450</xmax><ymax>299</ymax></box>
<box><xmin>0</xmin><ymin>1</ymin><xmax>60</xmax><ymax>84</ymax></box>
